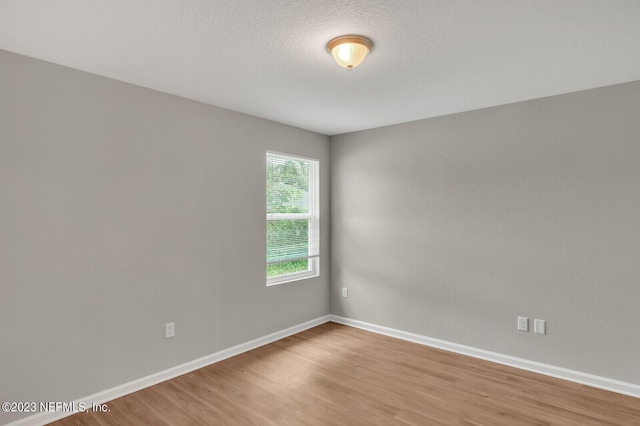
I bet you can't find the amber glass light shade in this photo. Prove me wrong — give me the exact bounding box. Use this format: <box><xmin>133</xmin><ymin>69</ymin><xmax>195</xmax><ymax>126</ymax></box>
<box><xmin>327</xmin><ymin>35</ymin><xmax>373</xmax><ymax>70</ymax></box>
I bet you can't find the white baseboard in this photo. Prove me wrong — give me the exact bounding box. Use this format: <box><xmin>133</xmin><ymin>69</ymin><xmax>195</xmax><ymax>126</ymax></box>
<box><xmin>6</xmin><ymin>315</ymin><xmax>332</xmax><ymax>426</ymax></box>
<box><xmin>329</xmin><ymin>315</ymin><xmax>640</xmax><ymax>399</ymax></box>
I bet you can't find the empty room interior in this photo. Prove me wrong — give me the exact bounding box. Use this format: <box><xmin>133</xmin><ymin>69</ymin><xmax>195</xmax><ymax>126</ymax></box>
<box><xmin>2</xmin><ymin>1</ymin><xmax>640</xmax><ymax>425</ymax></box>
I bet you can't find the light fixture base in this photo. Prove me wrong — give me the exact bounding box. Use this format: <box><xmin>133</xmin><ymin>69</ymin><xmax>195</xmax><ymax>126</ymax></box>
<box><xmin>326</xmin><ymin>35</ymin><xmax>373</xmax><ymax>53</ymax></box>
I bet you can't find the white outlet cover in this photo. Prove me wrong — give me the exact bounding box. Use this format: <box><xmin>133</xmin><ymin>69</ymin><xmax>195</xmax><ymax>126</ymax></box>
<box><xmin>534</xmin><ymin>319</ymin><xmax>546</xmax><ymax>335</ymax></box>
<box><xmin>518</xmin><ymin>316</ymin><xmax>529</xmax><ymax>332</ymax></box>
<box><xmin>342</xmin><ymin>287</ymin><xmax>348</xmax><ymax>298</ymax></box>
<box><xmin>165</xmin><ymin>322</ymin><xmax>175</xmax><ymax>338</ymax></box>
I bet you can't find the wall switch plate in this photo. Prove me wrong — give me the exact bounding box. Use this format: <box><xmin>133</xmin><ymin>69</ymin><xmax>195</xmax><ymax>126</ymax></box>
<box><xmin>342</xmin><ymin>287</ymin><xmax>348</xmax><ymax>298</ymax></box>
<box><xmin>165</xmin><ymin>322</ymin><xmax>175</xmax><ymax>338</ymax></box>
<box><xmin>517</xmin><ymin>316</ymin><xmax>529</xmax><ymax>332</ymax></box>
<box><xmin>534</xmin><ymin>319</ymin><xmax>546</xmax><ymax>335</ymax></box>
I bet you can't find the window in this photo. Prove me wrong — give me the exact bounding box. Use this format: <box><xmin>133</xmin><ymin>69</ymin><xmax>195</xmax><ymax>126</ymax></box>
<box><xmin>266</xmin><ymin>152</ymin><xmax>319</xmax><ymax>285</ymax></box>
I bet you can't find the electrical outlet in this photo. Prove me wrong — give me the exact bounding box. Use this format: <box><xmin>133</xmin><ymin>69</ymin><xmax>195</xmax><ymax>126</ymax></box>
<box><xmin>342</xmin><ymin>287</ymin><xmax>348</xmax><ymax>298</ymax></box>
<box><xmin>517</xmin><ymin>316</ymin><xmax>529</xmax><ymax>332</ymax></box>
<box><xmin>165</xmin><ymin>322</ymin><xmax>175</xmax><ymax>339</ymax></box>
<box><xmin>534</xmin><ymin>319</ymin><xmax>546</xmax><ymax>335</ymax></box>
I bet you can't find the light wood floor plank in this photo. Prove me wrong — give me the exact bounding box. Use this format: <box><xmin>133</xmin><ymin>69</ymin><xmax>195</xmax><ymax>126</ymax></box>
<box><xmin>50</xmin><ymin>322</ymin><xmax>640</xmax><ymax>425</ymax></box>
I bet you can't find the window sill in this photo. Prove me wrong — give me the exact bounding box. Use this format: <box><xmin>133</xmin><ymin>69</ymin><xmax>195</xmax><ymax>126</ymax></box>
<box><xmin>267</xmin><ymin>270</ymin><xmax>319</xmax><ymax>286</ymax></box>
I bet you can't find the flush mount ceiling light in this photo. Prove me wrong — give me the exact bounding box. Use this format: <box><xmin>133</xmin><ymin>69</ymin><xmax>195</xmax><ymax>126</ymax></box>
<box><xmin>326</xmin><ymin>35</ymin><xmax>373</xmax><ymax>70</ymax></box>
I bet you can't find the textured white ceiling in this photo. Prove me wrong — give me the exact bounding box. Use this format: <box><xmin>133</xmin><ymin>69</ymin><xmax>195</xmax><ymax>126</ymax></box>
<box><xmin>1</xmin><ymin>1</ymin><xmax>640</xmax><ymax>135</ymax></box>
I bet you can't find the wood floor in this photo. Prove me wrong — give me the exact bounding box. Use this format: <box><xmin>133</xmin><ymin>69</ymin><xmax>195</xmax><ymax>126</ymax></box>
<box><xmin>51</xmin><ymin>322</ymin><xmax>640</xmax><ymax>425</ymax></box>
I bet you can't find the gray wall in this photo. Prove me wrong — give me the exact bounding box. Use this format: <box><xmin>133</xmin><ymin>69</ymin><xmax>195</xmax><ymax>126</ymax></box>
<box><xmin>331</xmin><ymin>81</ymin><xmax>640</xmax><ymax>384</ymax></box>
<box><xmin>0</xmin><ymin>50</ymin><xmax>330</xmax><ymax>424</ymax></box>
<box><xmin>3</xmin><ymin>46</ymin><xmax>640</xmax><ymax>425</ymax></box>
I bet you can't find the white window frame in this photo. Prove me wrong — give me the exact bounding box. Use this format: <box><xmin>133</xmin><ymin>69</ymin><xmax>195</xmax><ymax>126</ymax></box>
<box><xmin>266</xmin><ymin>151</ymin><xmax>320</xmax><ymax>286</ymax></box>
